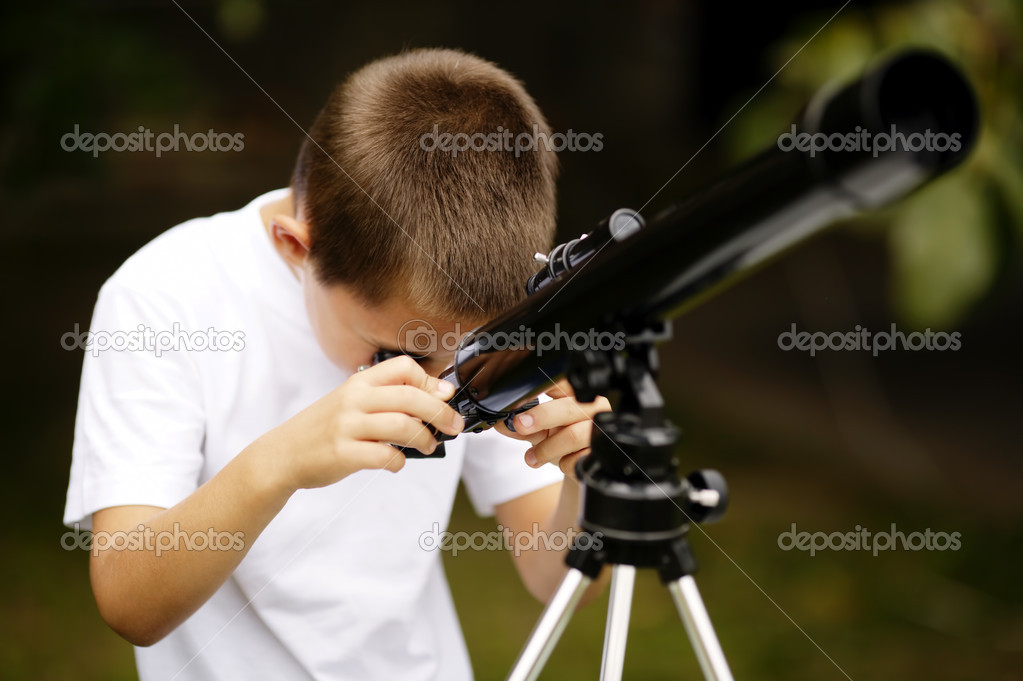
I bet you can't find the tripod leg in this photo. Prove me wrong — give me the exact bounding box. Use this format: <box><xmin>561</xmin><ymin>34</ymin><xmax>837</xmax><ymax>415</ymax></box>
<box><xmin>667</xmin><ymin>575</ymin><xmax>734</xmax><ymax>681</ymax></box>
<box><xmin>506</xmin><ymin>568</ymin><xmax>592</xmax><ymax>681</ymax></box>
<box><xmin>599</xmin><ymin>565</ymin><xmax>635</xmax><ymax>681</ymax></box>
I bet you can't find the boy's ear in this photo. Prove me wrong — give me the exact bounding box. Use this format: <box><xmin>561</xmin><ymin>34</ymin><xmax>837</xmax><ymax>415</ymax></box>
<box><xmin>269</xmin><ymin>215</ymin><xmax>311</xmax><ymax>268</ymax></box>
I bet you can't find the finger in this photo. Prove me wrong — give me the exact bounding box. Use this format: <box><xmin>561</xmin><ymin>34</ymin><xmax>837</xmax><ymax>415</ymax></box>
<box><xmin>527</xmin><ymin>420</ymin><xmax>594</xmax><ymax>467</ymax></box>
<box><xmin>349</xmin><ymin>412</ymin><xmax>442</xmax><ymax>455</ymax></box>
<box><xmin>557</xmin><ymin>450</ymin><xmax>587</xmax><ymax>478</ymax></box>
<box><xmin>513</xmin><ymin>395</ymin><xmax>611</xmax><ymax>435</ymax></box>
<box><xmin>494</xmin><ymin>420</ymin><xmax>529</xmax><ymax>441</ymax></box>
<box><xmin>362</xmin><ymin>385</ymin><xmax>463</xmax><ymax>436</ymax></box>
<box><xmin>359</xmin><ymin>355</ymin><xmax>455</xmax><ymax>398</ymax></box>
<box><xmin>494</xmin><ymin>420</ymin><xmax>549</xmax><ymax>447</ymax></box>
<box><xmin>543</xmin><ymin>378</ymin><xmax>574</xmax><ymax>400</ymax></box>
<box><xmin>350</xmin><ymin>441</ymin><xmax>408</xmax><ymax>473</ymax></box>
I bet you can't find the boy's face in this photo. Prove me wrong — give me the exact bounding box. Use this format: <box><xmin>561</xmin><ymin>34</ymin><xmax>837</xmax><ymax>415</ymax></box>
<box><xmin>302</xmin><ymin>279</ymin><xmax>466</xmax><ymax>377</ymax></box>
<box><xmin>265</xmin><ymin>195</ymin><xmax>473</xmax><ymax>376</ymax></box>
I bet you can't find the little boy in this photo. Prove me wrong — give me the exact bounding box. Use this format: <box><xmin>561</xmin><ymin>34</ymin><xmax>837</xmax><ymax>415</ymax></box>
<box><xmin>64</xmin><ymin>48</ymin><xmax>608</xmax><ymax>681</ymax></box>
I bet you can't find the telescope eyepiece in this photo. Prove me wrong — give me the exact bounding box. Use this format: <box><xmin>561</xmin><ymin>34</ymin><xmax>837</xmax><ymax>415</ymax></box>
<box><xmin>525</xmin><ymin>208</ymin><xmax>645</xmax><ymax>295</ymax></box>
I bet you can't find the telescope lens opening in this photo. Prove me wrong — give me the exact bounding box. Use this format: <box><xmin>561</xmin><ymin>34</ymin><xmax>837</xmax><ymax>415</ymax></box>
<box><xmin>870</xmin><ymin>51</ymin><xmax>979</xmax><ymax>168</ymax></box>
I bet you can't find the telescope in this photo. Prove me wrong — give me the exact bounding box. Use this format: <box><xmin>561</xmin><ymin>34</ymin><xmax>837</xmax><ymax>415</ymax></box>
<box><xmin>427</xmin><ymin>48</ymin><xmax>977</xmax><ymax>436</ymax></box>
<box><xmin>404</xmin><ymin>48</ymin><xmax>979</xmax><ymax>681</ymax></box>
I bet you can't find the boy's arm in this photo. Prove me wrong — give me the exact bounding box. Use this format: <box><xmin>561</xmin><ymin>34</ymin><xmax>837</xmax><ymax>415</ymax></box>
<box><xmin>494</xmin><ymin>478</ymin><xmax>612</xmax><ymax>605</ymax></box>
<box><xmin>493</xmin><ymin>383</ymin><xmax>612</xmax><ymax>604</ymax></box>
<box><xmin>89</xmin><ymin>357</ymin><xmax>462</xmax><ymax>646</ymax></box>
<box><xmin>90</xmin><ymin>444</ymin><xmax>290</xmax><ymax>647</ymax></box>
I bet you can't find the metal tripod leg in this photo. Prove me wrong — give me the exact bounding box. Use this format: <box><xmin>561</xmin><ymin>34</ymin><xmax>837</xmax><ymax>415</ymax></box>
<box><xmin>506</xmin><ymin>567</ymin><xmax>592</xmax><ymax>681</ymax></box>
<box><xmin>667</xmin><ymin>575</ymin><xmax>734</xmax><ymax>681</ymax></box>
<box><xmin>599</xmin><ymin>565</ymin><xmax>636</xmax><ymax>681</ymax></box>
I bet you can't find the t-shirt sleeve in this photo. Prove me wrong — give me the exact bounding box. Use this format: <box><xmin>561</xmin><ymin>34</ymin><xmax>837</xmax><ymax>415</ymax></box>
<box><xmin>459</xmin><ymin>423</ymin><xmax>565</xmax><ymax>518</ymax></box>
<box><xmin>63</xmin><ymin>280</ymin><xmax>206</xmax><ymax>530</ymax></box>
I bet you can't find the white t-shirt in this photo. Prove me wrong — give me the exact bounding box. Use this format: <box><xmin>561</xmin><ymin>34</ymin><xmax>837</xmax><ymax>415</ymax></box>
<box><xmin>63</xmin><ymin>188</ymin><xmax>564</xmax><ymax>681</ymax></box>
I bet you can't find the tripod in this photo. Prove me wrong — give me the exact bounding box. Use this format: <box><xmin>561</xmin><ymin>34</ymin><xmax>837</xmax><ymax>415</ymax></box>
<box><xmin>506</xmin><ymin>321</ymin><xmax>734</xmax><ymax>681</ymax></box>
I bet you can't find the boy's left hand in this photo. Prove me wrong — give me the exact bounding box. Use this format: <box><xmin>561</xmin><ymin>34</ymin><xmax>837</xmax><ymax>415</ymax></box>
<box><xmin>494</xmin><ymin>380</ymin><xmax>612</xmax><ymax>479</ymax></box>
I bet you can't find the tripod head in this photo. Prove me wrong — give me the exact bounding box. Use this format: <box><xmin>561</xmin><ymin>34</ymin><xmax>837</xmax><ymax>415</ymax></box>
<box><xmin>561</xmin><ymin>318</ymin><xmax>728</xmax><ymax>581</ymax></box>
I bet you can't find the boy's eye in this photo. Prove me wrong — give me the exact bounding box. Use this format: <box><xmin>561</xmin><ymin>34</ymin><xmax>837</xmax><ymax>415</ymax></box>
<box><xmin>372</xmin><ymin>349</ymin><xmax>425</xmax><ymax>365</ymax></box>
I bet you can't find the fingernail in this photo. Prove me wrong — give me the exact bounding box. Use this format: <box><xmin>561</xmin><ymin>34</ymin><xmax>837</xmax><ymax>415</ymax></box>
<box><xmin>436</xmin><ymin>380</ymin><xmax>455</xmax><ymax>397</ymax></box>
<box><xmin>524</xmin><ymin>448</ymin><xmax>536</xmax><ymax>466</ymax></box>
<box><xmin>451</xmin><ymin>413</ymin><xmax>465</xmax><ymax>432</ymax></box>
<box><xmin>517</xmin><ymin>413</ymin><xmax>534</xmax><ymax>431</ymax></box>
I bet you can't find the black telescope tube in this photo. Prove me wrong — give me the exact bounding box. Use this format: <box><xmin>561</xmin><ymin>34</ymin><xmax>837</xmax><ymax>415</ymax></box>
<box><xmin>440</xmin><ymin>49</ymin><xmax>978</xmax><ymax>434</ymax></box>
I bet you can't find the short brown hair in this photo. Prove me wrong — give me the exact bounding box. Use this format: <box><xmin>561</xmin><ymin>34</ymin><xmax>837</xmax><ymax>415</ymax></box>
<box><xmin>292</xmin><ymin>48</ymin><xmax>559</xmax><ymax>320</ymax></box>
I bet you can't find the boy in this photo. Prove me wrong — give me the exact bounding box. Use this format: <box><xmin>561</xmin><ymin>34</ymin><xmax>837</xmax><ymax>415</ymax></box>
<box><xmin>64</xmin><ymin>48</ymin><xmax>609</xmax><ymax>680</ymax></box>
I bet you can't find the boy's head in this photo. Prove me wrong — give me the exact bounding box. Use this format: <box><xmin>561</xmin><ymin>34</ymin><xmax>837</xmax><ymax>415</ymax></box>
<box><xmin>272</xmin><ymin>48</ymin><xmax>559</xmax><ymax>373</ymax></box>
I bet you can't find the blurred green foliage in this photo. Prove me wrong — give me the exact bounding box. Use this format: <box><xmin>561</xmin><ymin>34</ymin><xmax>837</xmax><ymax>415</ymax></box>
<box><xmin>726</xmin><ymin>0</ymin><xmax>1023</xmax><ymax>329</ymax></box>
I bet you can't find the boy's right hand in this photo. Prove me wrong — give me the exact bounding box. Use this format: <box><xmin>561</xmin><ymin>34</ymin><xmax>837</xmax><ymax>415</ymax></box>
<box><xmin>261</xmin><ymin>355</ymin><xmax>463</xmax><ymax>492</ymax></box>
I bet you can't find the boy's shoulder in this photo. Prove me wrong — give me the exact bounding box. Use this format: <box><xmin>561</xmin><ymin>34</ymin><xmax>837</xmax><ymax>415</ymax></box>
<box><xmin>103</xmin><ymin>189</ymin><xmax>287</xmax><ymax>305</ymax></box>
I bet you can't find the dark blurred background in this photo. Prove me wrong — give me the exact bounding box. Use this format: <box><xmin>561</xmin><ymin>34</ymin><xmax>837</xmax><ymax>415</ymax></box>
<box><xmin>2</xmin><ymin>0</ymin><xmax>1021</xmax><ymax>679</ymax></box>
